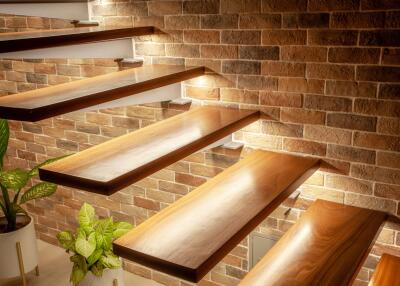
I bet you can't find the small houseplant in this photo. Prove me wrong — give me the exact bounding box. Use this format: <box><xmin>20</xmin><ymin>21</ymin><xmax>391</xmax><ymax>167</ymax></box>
<box><xmin>0</xmin><ymin>119</ymin><xmax>65</xmax><ymax>279</ymax></box>
<box><xmin>57</xmin><ymin>203</ymin><xmax>133</xmax><ymax>286</ymax></box>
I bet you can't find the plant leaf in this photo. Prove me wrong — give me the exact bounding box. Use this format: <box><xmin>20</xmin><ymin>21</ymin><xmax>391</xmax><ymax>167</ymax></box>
<box><xmin>87</xmin><ymin>248</ymin><xmax>103</xmax><ymax>267</ymax></box>
<box><xmin>12</xmin><ymin>204</ymin><xmax>28</xmax><ymax>216</ymax></box>
<box><xmin>113</xmin><ymin>221</ymin><xmax>133</xmax><ymax>239</ymax></box>
<box><xmin>70</xmin><ymin>254</ymin><xmax>87</xmax><ymax>286</ymax></box>
<box><xmin>0</xmin><ymin>119</ymin><xmax>9</xmax><ymax>169</ymax></box>
<box><xmin>79</xmin><ymin>203</ymin><xmax>95</xmax><ymax>227</ymax></box>
<box><xmin>95</xmin><ymin>218</ymin><xmax>114</xmax><ymax>249</ymax></box>
<box><xmin>57</xmin><ymin>231</ymin><xmax>75</xmax><ymax>252</ymax></box>
<box><xmin>0</xmin><ymin>169</ymin><xmax>29</xmax><ymax>190</ymax></box>
<box><xmin>20</xmin><ymin>182</ymin><xmax>57</xmax><ymax>204</ymax></box>
<box><xmin>75</xmin><ymin>232</ymin><xmax>96</xmax><ymax>259</ymax></box>
<box><xmin>90</xmin><ymin>260</ymin><xmax>104</xmax><ymax>277</ymax></box>
<box><xmin>28</xmin><ymin>154</ymin><xmax>70</xmax><ymax>177</ymax></box>
<box><xmin>100</xmin><ymin>252</ymin><xmax>121</xmax><ymax>269</ymax></box>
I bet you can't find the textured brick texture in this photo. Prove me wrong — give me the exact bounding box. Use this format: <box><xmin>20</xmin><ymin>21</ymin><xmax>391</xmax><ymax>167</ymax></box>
<box><xmin>1</xmin><ymin>1</ymin><xmax>400</xmax><ymax>286</ymax></box>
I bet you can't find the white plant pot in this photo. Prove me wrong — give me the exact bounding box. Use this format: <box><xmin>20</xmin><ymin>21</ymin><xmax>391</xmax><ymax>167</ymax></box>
<box><xmin>0</xmin><ymin>215</ymin><xmax>38</xmax><ymax>279</ymax></box>
<box><xmin>79</xmin><ymin>268</ymin><xmax>125</xmax><ymax>286</ymax></box>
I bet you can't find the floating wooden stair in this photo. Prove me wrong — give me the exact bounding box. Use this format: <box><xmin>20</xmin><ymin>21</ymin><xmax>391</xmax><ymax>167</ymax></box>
<box><xmin>369</xmin><ymin>254</ymin><xmax>400</xmax><ymax>286</ymax></box>
<box><xmin>0</xmin><ymin>65</ymin><xmax>205</xmax><ymax>121</ymax></box>
<box><xmin>112</xmin><ymin>150</ymin><xmax>319</xmax><ymax>282</ymax></box>
<box><xmin>39</xmin><ymin>106</ymin><xmax>260</xmax><ymax>195</ymax></box>
<box><xmin>239</xmin><ymin>199</ymin><xmax>387</xmax><ymax>286</ymax></box>
<box><xmin>0</xmin><ymin>26</ymin><xmax>154</xmax><ymax>53</ymax></box>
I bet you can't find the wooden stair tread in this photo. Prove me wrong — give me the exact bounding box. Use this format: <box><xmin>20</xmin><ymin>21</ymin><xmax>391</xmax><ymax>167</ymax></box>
<box><xmin>1</xmin><ymin>0</ymin><xmax>93</xmax><ymax>2</ymax></box>
<box><xmin>239</xmin><ymin>199</ymin><xmax>387</xmax><ymax>286</ymax></box>
<box><xmin>0</xmin><ymin>26</ymin><xmax>154</xmax><ymax>53</ymax></box>
<box><xmin>113</xmin><ymin>150</ymin><xmax>320</xmax><ymax>282</ymax></box>
<box><xmin>39</xmin><ymin>106</ymin><xmax>260</xmax><ymax>195</ymax></box>
<box><xmin>0</xmin><ymin>64</ymin><xmax>205</xmax><ymax>121</ymax></box>
<box><xmin>369</xmin><ymin>254</ymin><xmax>400</xmax><ymax>286</ymax></box>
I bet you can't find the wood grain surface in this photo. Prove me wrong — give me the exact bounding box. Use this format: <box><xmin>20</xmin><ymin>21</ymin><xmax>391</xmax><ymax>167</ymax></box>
<box><xmin>239</xmin><ymin>199</ymin><xmax>387</xmax><ymax>286</ymax></box>
<box><xmin>369</xmin><ymin>253</ymin><xmax>400</xmax><ymax>286</ymax></box>
<box><xmin>113</xmin><ymin>150</ymin><xmax>320</xmax><ymax>282</ymax></box>
<box><xmin>0</xmin><ymin>65</ymin><xmax>205</xmax><ymax>121</ymax></box>
<box><xmin>0</xmin><ymin>26</ymin><xmax>154</xmax><ymax>53</ymax></box>
<box><xmin>39</xmin><ymin>106</ymin><xmax>260</xmax><ymax>195</ymax></box>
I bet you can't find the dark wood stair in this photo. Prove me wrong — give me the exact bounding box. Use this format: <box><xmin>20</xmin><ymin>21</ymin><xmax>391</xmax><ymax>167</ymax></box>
<box><xmin>239</xmin><ymin>199</ymin><xmax>387</xmax><ymax>286</ymax></box>
<box><xmin>369</xmin><ymin>253</ymin><xmax>400</xmax><ymax>286</ymax></box>
<box><xmin>112</xmin><ymin>150</ymin><xmax>319</xmax><ymax>282</ymax></box>
<box><xmin>39</xmin><ymin>106</ymin><xmax>260</xmax><ymax>195</ymax></box>
<box><xmin>1</xmin><ymin>0</ymin><xmax>93</xmax><ymax>2</ymax></box>
<box><xmin>0</xmin><ymin>65</ymin><xmax>205</xmax><ymax>121</ymax></box>
<box><xmin>0</xmin><ymin>26</ymin><xmax>154</xmax><ymax>53</ymax></box>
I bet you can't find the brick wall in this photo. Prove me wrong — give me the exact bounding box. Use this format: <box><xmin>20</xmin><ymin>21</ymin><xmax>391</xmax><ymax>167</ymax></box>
<box><xmin>1</xmin><ymin>0</ymin><xmax>400</xmax><ymax>285</ymax></box>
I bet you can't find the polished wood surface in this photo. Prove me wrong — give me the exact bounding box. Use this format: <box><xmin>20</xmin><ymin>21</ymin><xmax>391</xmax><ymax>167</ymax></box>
<box><xmin>0</xmin><ymin>26</ymin><xmax>154</xmax><ymax>53</ymax></box>
<box><xmin>369</xmin><ymin>254</ymin><xmax>400</xmax><ymax>286</ymax></box>
<box><xmin>239</xmin><ymin>199</ymin><xmax>387</xmax><ymax>286</ymax></box>
<box><xmin>113</xmin><ymin>150</ymin><xmax>319</xmax><ymax>282</ymax></box>
<box><xmin>39</xmin><ymin>106</ymin><xmax>260</xmax><ymax>195</ymax></box>
<box><xmin>1</xmin><ymin>0</ymin><xmax>93</xmax><ymax>2</ymax></box>
<box><xmin>0</xmin><ymin>65</ymin><xmax>205</xmax><ymax>121</ymax></box>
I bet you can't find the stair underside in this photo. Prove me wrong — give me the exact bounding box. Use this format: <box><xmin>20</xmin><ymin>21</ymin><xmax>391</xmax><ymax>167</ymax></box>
<box><xmin>0</xmin><ymin>26</ymin><xmax>154</xmax><ymax>53</ymax></box>
<box><xmin>0</xmin><ymin>64</ymin><xmax>205</xmax><ymax>121</ymax></box>
<box><xmin>239</xmin><ymin>199</ymin><xmax>387</xmax><ymax>286</ymax></box>
<box><xmin>113</xmin><ymin>150</ymin><xmax>320</xmax><ymax>282</ymax></box>
<box><xmin>369</xmin><ymin>254</ymin><xmax>400</xmax><ymax>286</ymax></box>
<box><xmin>39</xmin><ymin>106</ymin><xmax>260</xmax><ymax>195</ymax></box>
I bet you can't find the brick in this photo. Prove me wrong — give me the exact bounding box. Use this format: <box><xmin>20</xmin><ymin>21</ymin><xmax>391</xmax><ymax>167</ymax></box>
<box><xmin>184</xmin><ymin>30</ymin><xmax>220</xmax><ymax>44</ymax></box>
<box><xmin>222</xmin><ymin>60</ymin><xmax>261</xmax><ymax>75</ymax></box>
<box><xmin>354</xmin><ymin>99</ymin><xmax>400</xmax><ymax>118</ymax></box>
<box><xmin>175</xmin><ymin>173</ymin><xmax>206</xmax><ymax>187</ymax></box>
<box><xmin>308</xmin><ymin>0</ymin><xmax>359</xmax><ymax>11</ymax></box>
<box><xmin>377</xmin><ymin>152</ymin><xmax>400</xmax><ymax>169</ymax></box>
<box><xmin>301</xmin><ymin>185</ymin><xmax>344</xmax><ymax>203</ymax></box>
<box><xmin>104</xmin><ymin>16</ymin><xmax>133</xmax><ymax>28</ymax></box>
<box><xmin>92</xmin><ymin>4</ymin><xmax>116</xmax><ymax>16</ymax></box>
<box><xmin>86</xmin><ymin>113</ymin><xmax>111</xmax><ymax>125</ymax></box>
<box><xmin>307</xmin><ymin>63</ymin><xmax>354</xmax><ymax>80</ymax></box>
<box><xmin>261</xmin><ymin>0</ymin><xmax>307</xmax><ymax>12</ymax></box>
<box><xmin>332</xmin><ymin>12</ymin><xmax>385</xmax><ymax>29</ymax></box>
<box><xmin>281</xmin><ymin>108</ymin><xmax>325</xmax><ymax>125</ymax></box>
<box><xmin>262</xmin><ymin>121</ymin><xmax>303</xmax><ymax>138</ymax></box>
<box><xmin>328</xmin><ymin>48</ymin><xmax>380</xmax><ymax>64</ymax></box>
<box><xmin>308</xmin><ymin>30</ymin><xmax>358</xmax><ymax>46</ymax></box>
<box><xmin>260</xmin><ymin>91</ymin><xmax>302</xmax><ymax>107</ymax></box>
<box><xmin>134</xmin><ymin>197</ymin><xmax>160</xmax><ymax>211</ymax></box>
<box><xmin>238</xmin><ymin>75</ymin><xmax>277</xmax><ymax>90</ymax></box>
<box><xmin>27</xmin><ymin>17</ymin><xmax>50</xmax><ymax>29</ymax></box>
<box><xmin>13</xmin><ymin>61</ymin><xmax>34</xmax><ymax>73</ymax></box>
<box><xmin>262</xmin><ymin>30</ymin><xmax>306</xmax><ymax>45</ymax></box>
<box><xmin>166</xmin><ymin>44</ymin><xmax>200</xmax><ymax>57</ymax></box>
<box><xmin>379</xmin><ymin>84</ymin><xmax>400</xmax><ymax>100</ymax></box>
<box><xmin>190</xmin><ymin>163</ymin><xmax>223</xmax><ymax>177</ymax></box>
<box><xmin>327</xmin><ymin>113</ymin><xmax>377</xmax><ymax>132</ymax></box>
<box><xmin>239</xmin><ymin>46</ymin><xmax>279</xmax><ymax>60</ymax></box>
<box><xmin>183</xmin><ymin>0</ymin><xmax>220</xmax><ymax>14</ymax></box>
<box><xmin>361</xmin><ymin>0</ymin><xmax>400</xmax><ymax>10</ymax></box>
<box><xmin>304</xmin><ymin>125</ymin><xmax>352</xmax><ymax>145</ymax></box>
<box><xmin>304</xmin><ymin>94</ymin><xmax>352</xmax><ymax>112</ymax></box>
<box><xmin>116</xmin><ymin>3</ymin><xmax>147</xmax><ymax>16</ymax></box>
<box><xmin>201</xmin><ymin>15</ymin><xmax>238</xmax><ymax>29</ymax></box>
<box><xmin>386</xmin><ymin>11</ymin><xmax>400</xmax><ymax>29</ymax></box>
<box><xmin>56</xmin><ymin>139</ymin><xmax>78</xmax><ymax>151</ymax></box>
<box><xmin>165</xmin><ymin>15</ymin><xmax>200</xmax><ymax>29</ymax></box>
<box><xmin>201</xmin><ymin>45</ymin><xmax>237</xmax><ymax>59</ymax></box>
<box><xmin>221</xmin><ymin>0</ymin><xmax>261</xmax><ymax>13</ymax></box>
<box><xmin>278</xmin><ymin>78</ymin><xmax>324</xmax><ymax>93</ymax></box>
<box><xmin>281</xmin><ymin>46</ymin><xmax>327</xmax><ymax>62</ymax></box>
<box><xmin>148</xmin><ymin>1</ymin><xmax>182</xmax><ymax>16</ymax></box>
<box><xmin>26</xmin><ymin>73</ymin><xmax>47</xmax><ymax>84</ymax></box>
<box><xmin>135</xmin><ymin>43</ymin><xmax>165</xmax><ymax>56</ymax></box>
<box><xmin>377</xmin><ymin>118</ymin><xmax>400</xmax><ymax>135</ymax></box>
<box><xmin>326</xmin><ymin>175</ymin><xmax>373</xmax><ymax>195</ymax></box>
<box><xmin>283</xmin><ymin>138</ymin><xmax>326</xmax><ymax>156</ymax></box>
<box><xmin>111</xmin><ymin>117</ymin><xmax>139</xmax><ymax>130</ymax></box>
<box><xmin>186</xmin><ymin>86</ymin><xmax>220</xmax><ymax>100</ymax></box>
<box><xmin>134</xmin><ymin>16</ymin><xmax>165</xmax><ymax>28</ymax></box>
<box><xmin>345</xmin><ymin>193</ymin><xmax>397</xmax><ymax>214</ymax></box>
<box><xmin>262</xmin><ymin>62</ymin><xmax>305</xmax><ymax>77</ymax></box>
<box><xmin>159</xmin><ymin>181</ymin><xmax>188</xmax><ymax>195</ymax></box>
<box><xmin>34</xmin><ymin>63</ymin><xmax>56</xmax><ymax>74</ymax></box>
<box><xmin>283</xmin><ymin>13</ymin><xmax>329</xmax><ymax>28</ymax></box>
<box><xmin>327</xmin><ymin>145</ymin><xmax>375</xmax><ymax>164</ymax></box>
<box><xmin>375</xmin><ymin>183</ymin><xmax>400</xmax><ymax>201</ymax></box>
<box><xmin>351</xmin><ymin>164</ymin><xmax>400</xmax><ymax>185</ymax></box>
<box><xmin>357</xmin><ymin>66</ymin><xmax>400</xmax><ymax>82</ymax></box>
<box><xmin>360</xmin><ymin>30</ymin><xmax>400</xmax><ymax>47</ymax></box>
<box><xmin>101</xmin><ymin>126</ymin><xmax>126</xmax><ymax>138</ymax></box>
<box><xmin>239</xmin><ymin>14</ymin><xmax>281</xmax><ymax>29</ymax></box>
<box><xmin>221</xmin><ymin>30</ymin><xmax>261</xmax><ymax>45</ymax></box>
<box><xmin>220</xmin><ymin>88</ymin><xmax>259</xmax><ymax>104</ymax></box>
<box><xmin>0</xmin><ymin>80</ymin><xmax>17</xmax><ymax>93</ymax></box>
<box><xmin>326</xmin><ymin>81</ymin><xmax>376</xmax><ymax>98</ymax></box>
<box><xmin>354</xmin><ymin>132</ymin><xmax>400</xmax><ymax>152</ymax></box>
<box><xmin>382</xmin><ymin>48</ymin><xmax>400</xmax><ymax>65</ymax></box>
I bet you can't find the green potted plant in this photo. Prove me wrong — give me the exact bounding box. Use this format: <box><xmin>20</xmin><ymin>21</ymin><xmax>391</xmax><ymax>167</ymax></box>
<box><xmin>0</xmin><ymin>119</ymin><xmax>65</xmax><ymax>279</ymax></box>
<box><xmin>57</xmin><ymin>203</ymin><xmax>133</xmax><ymax>286</ymax></box>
